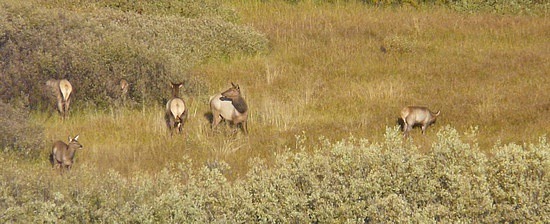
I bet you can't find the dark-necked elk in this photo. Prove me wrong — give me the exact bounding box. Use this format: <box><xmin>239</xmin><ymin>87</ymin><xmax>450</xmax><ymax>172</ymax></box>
<box><xmin>165</xmin><ymin>82</ymin><xmax>188</xmax><ymax>135</ymax></box>
<box><xmin>401</xmin><ymin>106</ymin><xmax>440</xmax><ymax>138</ymax></box>
<box><xmin>46</xmin><ymin>79</ymin><xmax>72</xmax><ymax>120</ymax></box>
<box><xmin>209</xmin><ymin>82</ymin><xmax>248</xmax><ymax>134</ymax></box>
<box><xmin>50</xmin><ymin>135</ymin><xmax>83</xmax><ymax>173</ymax></box>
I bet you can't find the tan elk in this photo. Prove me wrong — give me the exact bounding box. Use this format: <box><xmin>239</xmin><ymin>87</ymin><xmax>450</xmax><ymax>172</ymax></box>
<box><xmin>401</xmin><ymin>106</ymin><xmax>440</xmax><ymax>138</ymax></box>
<box><xmin>114</xmin><ymin>78</ymin><xmax>130</xmax><ymax>106</ymax></box>
<box><xmin>50</xmin><ymin>135</ymin><xmax>83</xmax><ymax>173</ymax></box>
<box><xmin>46</xmin><ymin>79</ymin><xmax>72</xmax><ymax>120</ymax></box>
<box><xmin>119</xmin><ymin>78</ymin><xmax>130</xmax><ymax>99</ymax></box>
<box><xmin>165</xmin><ymin>82</ymin><xmax>188</xmax><ymax>135</ymax></box>
<box><xmin>209</xmin><ymin>82</ymin><xmax>248</xmax><ymax>134</ymax></box>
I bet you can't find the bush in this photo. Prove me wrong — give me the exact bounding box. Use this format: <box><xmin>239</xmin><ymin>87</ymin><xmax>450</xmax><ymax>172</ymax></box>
<box><xmin>3</xmin><ymin>127</ymin><xmax>547</xmax><ymax>222</ymax></box>
<box><xmin>0</xmin><ymin>0</ymin><xmax>268</xmax><ymax>109</ymax></box>
<box><xmin>487</xmin><ymin>137</ymin><xmax>550</xmax><ymax>222</ymax></box>
<box><xmin>278</xmin><ymin>0</ymin><xmax>547</xmax><ymax>14</ymax></box>
<box><xmin>0</xmin><ymin>101</ymin><xmax>45</xmax><ymax>156</ymax></box>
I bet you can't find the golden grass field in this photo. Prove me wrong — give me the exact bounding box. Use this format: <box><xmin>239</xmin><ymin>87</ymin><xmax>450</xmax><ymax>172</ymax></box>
<box><xmin>1</xmin><ymin>1</ymin><xmax>548</xmax><ymax>222</ymax></box>
<box><xmin>32</xmin><ymin>1</ymin><xmax>549</xmax><ymax>180</ymax></box>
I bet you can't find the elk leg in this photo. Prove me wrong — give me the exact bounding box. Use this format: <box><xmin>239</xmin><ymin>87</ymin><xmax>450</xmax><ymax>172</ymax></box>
<box><xmin>212</xmin><ymin>113</ymin><xmax>221</xmax><ymax>129</ymax></box>
<box><xmin>241</xmin><ymin>121</ymin><xmax>248</xmax><ymax>135</ymax></box>
<box><xmin>168</xmin><ymin>119</ymin><xmax>175</xmax><ymax>136</ymax></box>
<box><xmin>57</xmin><ymin>99</ymin><xmax>64</xmax><ymax>118</ymax></box>
<box><xmin>403</xmin><ymin>124</ymin><xmax>411</xmax><ymax>138</ymax></box>
<box><xmin>64</xmin><ymin>98</ymin><xmax>71</xmax><ymax>119</ymax></box>
<box><xmin>62</xmin><ymin>102</ymin><xmax>67</xmax><ymax>120</ymax></box>
<box><xmin>176</xmin><ymin>122</ymin><xmax>182</xmax><ymax>134</ymax></box>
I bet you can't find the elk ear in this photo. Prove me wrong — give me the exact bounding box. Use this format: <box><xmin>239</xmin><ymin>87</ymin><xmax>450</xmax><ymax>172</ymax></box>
<box><xmin>68</xmin><ymin>135</ymin><xmax>72</xmax><ymax>142</ymax></box>
<box><xmin>231</xmin><ymin>82</ymin><xmax>240</xmax><ymax>91</ymax></box>
<box><xmin>74</xmin><ymin>135</ymin><xmax>79</xmax><ymax>141</ymax></box>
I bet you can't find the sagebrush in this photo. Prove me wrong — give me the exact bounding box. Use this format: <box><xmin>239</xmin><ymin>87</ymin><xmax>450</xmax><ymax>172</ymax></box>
<box><xmin>0</xmin><ymin>127</ymin><xmax>547</xmax><ymax>222</ymax></box>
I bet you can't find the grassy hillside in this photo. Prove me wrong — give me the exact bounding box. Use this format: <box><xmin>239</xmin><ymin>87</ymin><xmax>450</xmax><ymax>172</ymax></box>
<box><xmin>0</xmin><ymin>0</ymin><xmax>549</xmax><ymax>222</ymax></box>
<box><xmin>1</xmin><ymin>0</ymin><xmax>548</xmax><ymax>174</ymax></box>
<box><xmin>201</xmin><ymin>1</ymin><xmax>549</xmax><ymax>149</ymax></box>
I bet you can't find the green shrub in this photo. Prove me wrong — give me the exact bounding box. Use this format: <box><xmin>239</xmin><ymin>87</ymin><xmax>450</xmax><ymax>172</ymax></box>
<box><xmin>90</xmin><ymin>0</ymin><xmax>238</xmax><ymax>21</ymax></box>
<box><xmin>487</xmin><ymin>137</ymin><xmax>550</xmax><ymax>222</ymax></box>
<box><xmin>0</xmin><ymin>102</ymin><xmax>45</xmax><ymax>156</ymax></box>
<box><xmin>445</xmin><ymin>0</ymin><xmax>548</xmax><ymax>14</ymax></box>
<box><xmin>0</xmin><ymin>127</ymin><xmax>548</xmax><ymax>221</ymax></box>
<box><xmin>0</xmin><ymin>0</ymin><xmax>268</xmax><ymax>109</ymax></box>
<box><xmin>382</xmin><ymin>35</ymin><xmax>418</xmax><ymax>54</ymax></box>
<box><xmin>275</xmin><ymin>0</ymin><xmax>547</xmax><ymax>14</ymax></box>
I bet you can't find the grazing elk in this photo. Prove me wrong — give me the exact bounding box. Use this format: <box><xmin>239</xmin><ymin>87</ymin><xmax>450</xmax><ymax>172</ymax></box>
<box><xmin>401</xmin><ymin>106</ymin><xmax>440</xmax><ymax>138</ymax></box>
<box><xmin>209</xmin><ymin>82</ymin><xmax>248</xmax><ymax>134</ymax></box>
<box><xmin>165</xmin><ymin>82</ymin><xmax>188</xmax><ymax>135</ymax></box>
<box><xmin>46</xmin><ymin>79</ymin><xmax>72</xmax><ymax>120</ymax></box>
<box><xmin>50</xmin><ymin>135</ymin><xmax>83</xmax><ymax>173</ymax></box>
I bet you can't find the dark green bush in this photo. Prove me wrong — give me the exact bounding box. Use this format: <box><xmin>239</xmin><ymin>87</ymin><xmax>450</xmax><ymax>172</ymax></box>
<box><xmin>0</xmin><ymin>0</ymin><xmax>268</xmax><ymax>109</ymax></box>
<box><xmin>0</xmin><ymin>102</ymin><xmax>45</xmax><ymax>156</ymax></box>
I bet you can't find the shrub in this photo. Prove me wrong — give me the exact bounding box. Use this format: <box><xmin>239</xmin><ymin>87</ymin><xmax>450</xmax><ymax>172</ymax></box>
<box><xmin>277</xmin><ymin>0</ymin><xmax>547</xmax><ymax>14</ymax></box>
<box><xmin>382</xmin><ymin>35</ymin><xmax>417</xmax><ymax>54</ymax></box>
<box><xmin>0</xmin><ymin>0</ymin><xmax>268</xmax><ymax>109</ymax></box>
<box><xmin>0</xmin><ymin>101</ymin><xmax>45</xmax><ymax>156</ymax></box>
<box><xmin>487</xmin><ymin>137</ymin><xmax>550</xmax><ymax>222</ymax></box>
<box><xmin>0</xmin><ymin>125</ymin><xmax>548</xmax><ymax>221</ymax></box>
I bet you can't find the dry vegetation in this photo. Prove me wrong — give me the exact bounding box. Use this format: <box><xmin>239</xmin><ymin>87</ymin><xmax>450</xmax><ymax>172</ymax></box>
<box><xmin>1</xmin><ymin>0</ymin><xmax>549</xmax><ymax>222</ymax></box>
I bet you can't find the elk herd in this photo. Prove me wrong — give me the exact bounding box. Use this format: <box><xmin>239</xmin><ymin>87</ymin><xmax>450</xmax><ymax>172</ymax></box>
<box><xmin>45</xmin><ymin>78</ymin><xmax>439</xmax><ymax>173</ymax></box>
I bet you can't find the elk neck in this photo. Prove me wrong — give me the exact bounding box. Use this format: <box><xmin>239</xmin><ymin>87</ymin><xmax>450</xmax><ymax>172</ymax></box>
<box><xmin>172</xmin><ymin>88</ymin><xmax>180</xmax><ymax>98</ymax></box>
<box><xmin>232</xmin><ymin>96</ymin><xmax>248</xmax><ymax>114</ymax></box>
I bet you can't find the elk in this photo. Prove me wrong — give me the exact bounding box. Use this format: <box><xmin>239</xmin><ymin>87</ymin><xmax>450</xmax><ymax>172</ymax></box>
<box><xmin>401</xmin><ymin>106</ymin><xmax>440</xmax><ymax>138</ymax></box>
<box><xmin>119</xmin><ymin>78</ymin><xmax>130</xmax><ymax>99</ymax></box>
<box><xmin>114</xmin><ymin>78</ymin><xmax>130</xmax><ymax>105</ymax></box>
<box><xmin>165</xmin><ymin>82</ymin><xmax>188</xmax><ymax>135</ymax></box>
<box><xmin>46</xmin><ymin>79</ymin><xmax>72</xmax><ymax>120</ymax></box>
<box><xmin>50</xmin><ymin>135</ymin><xmax>83</xmax><ymax>173</ymax></box>
<box><xmin>209</xmin><ymin>82</ymin><xmax>248</xmax><ymax>134</ymax></box>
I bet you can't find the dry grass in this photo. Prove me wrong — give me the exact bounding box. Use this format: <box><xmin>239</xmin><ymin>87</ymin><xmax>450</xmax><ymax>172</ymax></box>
<box><xmin>28</xmin><ymin>2</ymin><xmax>550</xmax><ymax>179</ymax></box>
<box><xmin>2</xmin><ymin>2</ymin><xmax>548</xmax><ymax>222</ymax></box>
<box><xmin>208</xmin><ymin>1</ymin><xmax>549</xmax><ymax>146</ymax></box>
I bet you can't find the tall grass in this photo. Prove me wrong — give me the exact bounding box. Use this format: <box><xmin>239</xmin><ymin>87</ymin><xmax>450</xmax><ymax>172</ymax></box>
<box><xmin>203</xmin><ymin>1</ymin><xmax>549</xmax><ymax>148</ymax></box>
<box><xmin>1</xmin><ymin>0</ymin><xmax>549</xmax><ymax>221</ymax></box>
<box><xmin>3</xmin><ymin>0</ymin><xmax>547</xmax><ymax>177</ymax></box>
